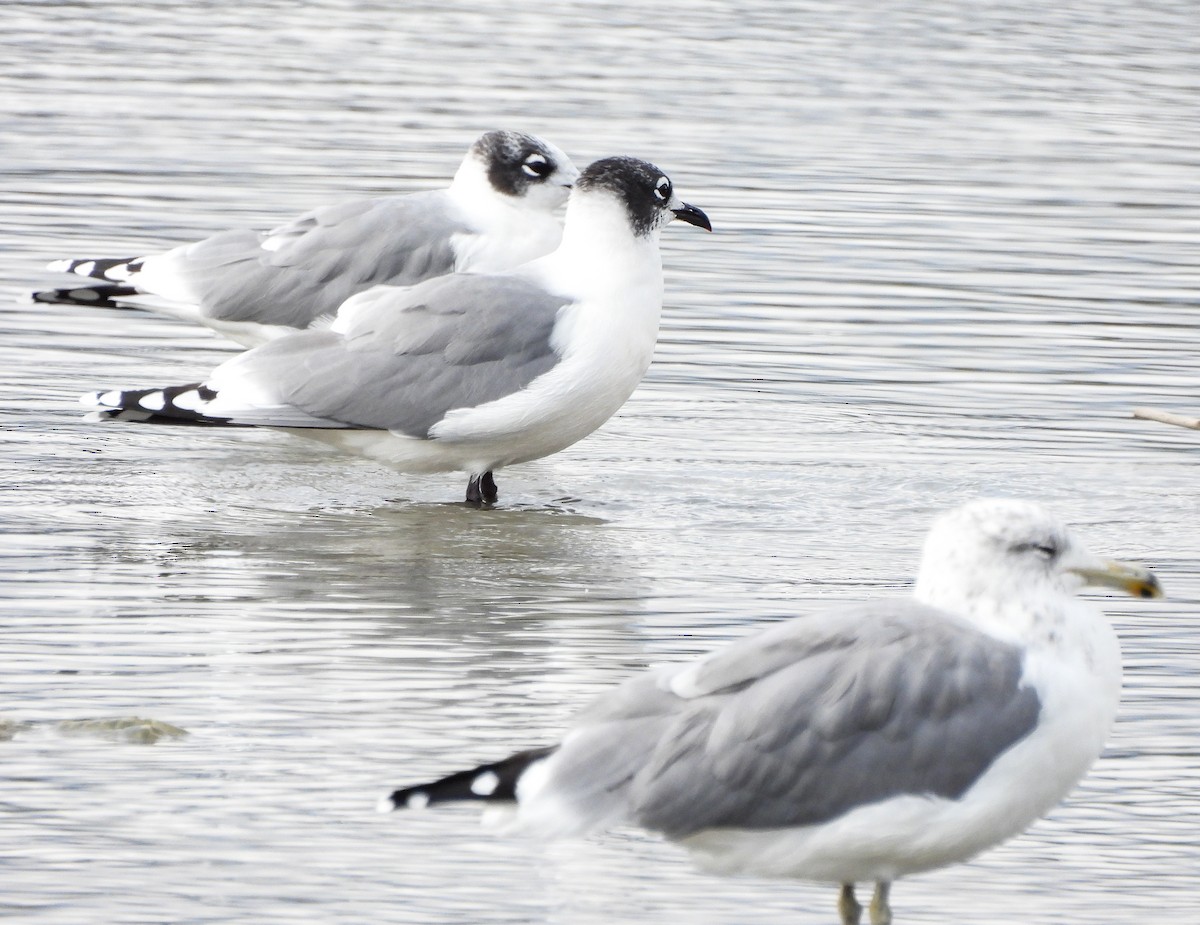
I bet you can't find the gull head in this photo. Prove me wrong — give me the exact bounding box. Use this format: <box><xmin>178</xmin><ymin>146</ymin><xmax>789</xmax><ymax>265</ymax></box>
<box><xmin>467</xmin><ymin>130</ymin><xmax>579</xmax><ymax>210</ymax></box>
<box><xmin>572</xmin><ymin>156</ymin><xmax>711</xmax><ymax>240</ymax></box>
<box><xmin>913</xmin><ymin>498</ymin><xmax>1161</xmax><ymax>618</ymax></box>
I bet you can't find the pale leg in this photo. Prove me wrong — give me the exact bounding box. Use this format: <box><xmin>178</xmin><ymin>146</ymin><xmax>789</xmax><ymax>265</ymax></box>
<box><xmin>869</xmin><ymin>881</ymin><xmax>892</xmax><ymax>925</ymax></box>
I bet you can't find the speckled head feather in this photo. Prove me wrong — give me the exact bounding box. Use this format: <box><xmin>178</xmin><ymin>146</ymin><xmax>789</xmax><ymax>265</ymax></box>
<box><xmin>472</xmin><ymin>130</ymin><xmax>575</xmax><ymax>198</ymax></box>
<box><xmin>913</xmin><ymin>498</ymin><xmax>1164</xmax><ymax>625</ymax></box>
<box><xmin>576</xmin><ymin>156</ymin><xmax>709</xmax><ymax>237</ymax></box>
<box><xmin>914</xmin><ymin>499</ymin><xmax>1078</xmax><ymax>606</ymax></box>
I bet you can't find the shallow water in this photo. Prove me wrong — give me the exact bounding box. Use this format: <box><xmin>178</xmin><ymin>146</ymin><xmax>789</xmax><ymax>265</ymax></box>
<box><xmin>2</xmin><ymin>1</ymin><xmax>1199</xmax><ymax>922</ymax></box>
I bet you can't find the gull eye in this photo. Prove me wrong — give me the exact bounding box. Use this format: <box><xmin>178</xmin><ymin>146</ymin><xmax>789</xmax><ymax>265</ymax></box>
<box><xmin>521</xmin><ymin>153</ymin><xmax>552</xmax><ymax>178</ymax></box>
<box><xmin>654</xmin><ymin>176</ymin><xmax>671</xmax><ymax>201</ymax></box>
<box><xmin>1013</xmin><ymin>541</ymin><xmax>1058</xmax><ymax>561</ymax></box>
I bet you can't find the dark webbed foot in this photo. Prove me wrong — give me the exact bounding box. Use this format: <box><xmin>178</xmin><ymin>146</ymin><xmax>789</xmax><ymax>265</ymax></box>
<box><xmin>465</xmin><ymin>471</ymin><xmax>498</xmax><ymax>506</ymax></box>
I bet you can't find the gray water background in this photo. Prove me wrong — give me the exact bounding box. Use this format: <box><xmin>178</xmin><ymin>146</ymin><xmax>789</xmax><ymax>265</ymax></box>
<box><xmin>1</xmin><ymin>1</ymin><xmax>1198</xmax><ymax>922</ymax></box>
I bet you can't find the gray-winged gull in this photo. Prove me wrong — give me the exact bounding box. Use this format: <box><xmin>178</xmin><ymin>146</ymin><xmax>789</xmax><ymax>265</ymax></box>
<box><xmin>377</xmin><ymin>499</ymin><xmax>1162</xmax><ymax>922</ymax></box>
<box><xmin>36</xmin><ymin>130</ymin><xmax>578</xmax><ymax>346</ymax></box>
<box><xmin>80</xmin><ymin>156</ymin><xmax>712</xmax><ymax>505</ymax></box>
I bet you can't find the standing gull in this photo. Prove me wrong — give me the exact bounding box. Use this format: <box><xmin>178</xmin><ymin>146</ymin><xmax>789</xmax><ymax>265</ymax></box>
<box><xmin>378</xmin><ymin>499</ymin><xmax>1162</xmax><ymax>922</ymax></box>
<box><xmin>36</xmin><ymin>130</ymin><xmax>578</xmax><ymax>346</ymax></box>
<box><xmin>81</xmin><ymin>157</ymin><xmax>712</xmax><ymax>505</ymax></box>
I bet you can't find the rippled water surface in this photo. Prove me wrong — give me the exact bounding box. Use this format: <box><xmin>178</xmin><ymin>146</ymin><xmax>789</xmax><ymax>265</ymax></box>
<box><xmin>2</xmin><ymin>1</ymin><xmax>1199</xmax><ymax>922</ymax></box>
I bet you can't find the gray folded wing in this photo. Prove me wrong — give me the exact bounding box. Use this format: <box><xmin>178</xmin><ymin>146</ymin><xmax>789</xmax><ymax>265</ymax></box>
<box><xmin>148</xmin><ymin>191</ymin><xmax>469</xmax><ymax>328</ymax></box>
<box><xmin>208</xmin><ymin>273</ymin><xmax>569</xmax><ymax>436</ymax></box>
<box><xmin>545</xmin><ymin>602</ymin><xmax>1041</xmax><ymax>838</ymax></box>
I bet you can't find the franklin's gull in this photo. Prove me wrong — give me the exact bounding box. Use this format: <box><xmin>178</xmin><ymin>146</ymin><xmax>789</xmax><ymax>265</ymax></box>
<box><xmin>81</xmin><ymin>156</ymin><xmax>711</xmax><ymax>505</ymax></box>
<box><xmin>38</xmin><ymin>130</ymin><xmax>578</xmax><ymax>346</ymax></box>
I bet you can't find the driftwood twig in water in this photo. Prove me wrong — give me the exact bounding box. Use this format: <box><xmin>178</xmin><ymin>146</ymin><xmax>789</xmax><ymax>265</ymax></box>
<box><xmin>1132</xmin><ymin>407</ymin><xmax>1200</xmax><ymax>431</ymax></box>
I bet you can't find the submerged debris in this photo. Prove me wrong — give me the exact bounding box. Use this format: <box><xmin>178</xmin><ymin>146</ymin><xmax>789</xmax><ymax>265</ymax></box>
<box><xmin>0</xmin><ymin>719</ymin><xmax>33</xmax><ymax>741</ymax></box>
<box><xmin>1</xmin><ymin>716</ymin><xmax>188</xmax><ymax>744</ymax></box>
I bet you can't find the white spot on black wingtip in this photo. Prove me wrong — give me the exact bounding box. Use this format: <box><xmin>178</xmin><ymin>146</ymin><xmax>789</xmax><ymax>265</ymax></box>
<box><xmin>403</xmin><ymin>791</ymin><xmax>430</xmax><ymax>810</ymax></box>
<box><xmin>171</xmin><ymin>389</ymin><xmax>207</xmax><ymax>412</ymax></box>
<box><xmin>47</xmin><ymin>258</ymin><xmax>72</xmax><ymax>273</ymax></box>
<box><xmin>376</xmin><ymin>793</ymin><xmax>399</xmax><ymax>814</ymax></box>
<box><xmin>470</xmin><ymin>771</ymin><xmax>500</xmax><ymax>797</ymax></box>
<box><xmin>75</xmin><ymin>261</ymin><xmax>96</xmax><ymax>278</ymax></box>
<box><xmin>82</xmin><ymin>390</ymin><xmax>123</xmax><ymax>408</ymax></box>
<box><xmin>138</xmin><ymin>391</ymin><xmax>166</xmax><ymax>412</ymax></box>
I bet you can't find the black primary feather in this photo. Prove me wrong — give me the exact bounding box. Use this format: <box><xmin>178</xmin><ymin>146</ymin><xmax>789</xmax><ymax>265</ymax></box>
<box><xmin>32</xmin><ymin>284</ymin><xmax>140</xmax><ymax>308</ymax></box>
<box><xmin>62</xmin><ymin>256</ymin><xmax>143</xmax><ymax>280</ymax></box>
<box><xmin>381</xmin><ymin>746</ymin><xmax>556</xmax><ymax>811</ymax></box>
<box><xmin>85</xmin><ymin>384</ymin><xmax>247</xmax><ymax>426</ymax></box>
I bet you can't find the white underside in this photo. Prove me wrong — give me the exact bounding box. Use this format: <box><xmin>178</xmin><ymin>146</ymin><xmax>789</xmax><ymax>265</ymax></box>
<box><xmin>446</xmin><ymin>178</ymin><xmax>564</xmax><ymax>276</ymax></box>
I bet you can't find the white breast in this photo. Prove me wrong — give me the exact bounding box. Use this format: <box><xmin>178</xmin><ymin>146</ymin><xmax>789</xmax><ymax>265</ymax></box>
<box><xmin>445</xmin><ymin>166</ymin><xmax>565</xmax><ymax>274</ymax></box>
<box><xmin>429</xmin><ymin>205</ymin><xmax>665</xmax><ymax>467</ymax></box>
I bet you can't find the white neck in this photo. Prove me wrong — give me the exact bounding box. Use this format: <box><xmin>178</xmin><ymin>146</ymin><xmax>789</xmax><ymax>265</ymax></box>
<box><xmin>446</xmin><ymin>155</ymin><xmax>523</xmax><ymax>227</ymax></box>
<box><xmin>915</xmin><ymin>569</ymin><xmax>1114</xmax><ymax>666</ymax></box>
<box><xmin>526</xmin><ymin>191</ymin><xmax>663</xmax><ymax>298</ymax></box>
<box><xmin>445</xmin><ymin>154</ymin><xmax>564</xmax><ymax>273</ymax></box>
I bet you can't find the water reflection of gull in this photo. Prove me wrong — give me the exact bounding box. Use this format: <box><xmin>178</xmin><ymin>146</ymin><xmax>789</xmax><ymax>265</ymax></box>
<box><xmin>381</xmin><ymin>499</ymin><xmax>1162</xmax><ymax>925</ymax></box>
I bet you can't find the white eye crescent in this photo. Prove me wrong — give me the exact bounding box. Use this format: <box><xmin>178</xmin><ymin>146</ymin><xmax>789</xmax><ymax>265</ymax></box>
<box><xmin>522</xmin><ymin>153</ymin><xmax>551</xmax><ymax>178</ymax></box>
<box><xmin>654</xmin><ymin>176</ymin><xmax>671</xmax><ymax>201</ymax></box>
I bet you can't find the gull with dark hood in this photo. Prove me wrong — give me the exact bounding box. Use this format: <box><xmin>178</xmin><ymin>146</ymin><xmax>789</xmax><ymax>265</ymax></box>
<box><xmin>82</xmin><ymin>156</ymin><xmax>711</xmax><ymax>505</ymax></box>
<box><xmin>36</xmin><ymin>130</ymin><xmax>578</xmax><ymax>346</ymax></box>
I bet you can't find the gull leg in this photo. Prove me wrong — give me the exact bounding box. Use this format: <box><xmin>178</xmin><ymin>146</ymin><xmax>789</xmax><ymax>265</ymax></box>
<box><xmin>838</xmin><ymin>883</ymin><xmax>863</xmax><ymax>925</ymax></box>
<box><xmin>465</xmin><ymin>472</ymin><xmax>498</xmax><ymax>506</ymax></box>
<box><xmin>869</xmin><ymin>882</ymin><xmax>892</xmax><ymax>925</ymax></box>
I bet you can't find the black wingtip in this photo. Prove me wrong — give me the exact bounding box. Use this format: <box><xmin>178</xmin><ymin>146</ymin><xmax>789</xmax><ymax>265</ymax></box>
<box><xmin>378</xmin><ymin>746</ymin><xmax>556</xmax><ymax>814</ymax></box>
<box><xmin>48</xmin><ymin>256</ymin><xmax>143</xmax><ymax>281</ymax></box>
<box><xmin>80</xmin><ymin>384</ymin><xmax>244</xmax><ymax>427</ymax></box>
<box><xmin>32</xmin><ymin>285</ymin><xmax>140</xmax><ymax>309</ymax></box>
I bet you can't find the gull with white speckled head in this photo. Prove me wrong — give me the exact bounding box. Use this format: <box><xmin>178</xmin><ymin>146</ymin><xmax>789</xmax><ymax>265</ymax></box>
<box><xmin>80</xmin><ymin>156</ymin><xmax>712</xmax><ymax>505</ymax></box>
<box><xmin>378</xmin><ymin>499</ymin><xmax>1162</xmax><ymax>923</ymax></box>
<box><xmin>36</xmin><ymin>130</ymin><xmax>577</xmax><ymax>346</ymax></box>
